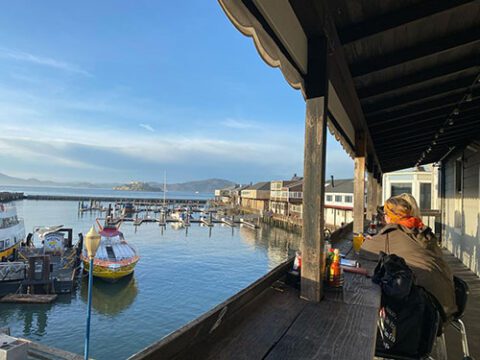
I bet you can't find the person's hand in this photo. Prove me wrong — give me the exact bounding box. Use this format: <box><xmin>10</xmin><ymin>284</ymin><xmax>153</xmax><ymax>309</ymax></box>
<box><xmin>366</xmin><ymin>235</ymin><xmax>373</xmax><ymax>241</ymax></box>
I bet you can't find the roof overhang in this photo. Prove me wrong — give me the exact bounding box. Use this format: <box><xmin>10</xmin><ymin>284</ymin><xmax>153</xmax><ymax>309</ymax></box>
<box><xmin>219</xmin><ymin>0</ymin><xmax>480</xmax><ymax>175</ymax></box>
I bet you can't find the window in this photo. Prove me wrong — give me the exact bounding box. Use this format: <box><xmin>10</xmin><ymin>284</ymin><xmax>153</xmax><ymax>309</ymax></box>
<box><xmin>455</xmin><ymin>159</ymin><xmax>463</xmax><ymax>193</ymax></box>
<box><xmin>326</xmin><ymin>195</ymin><xmax>332</xmax><ymax>202</ymax></box>
<box><xmin>335</xmin><ymin>195</ymin><xmax>342</xmax><ymax>202</ymax></box>
<box><xmin>391</xmin><ymin>183</ymin><xmax>412</xmax><ymax>197</ymax></box>
<box><xmin>344</xmin><ymin>195</ymin><xmax>352</xmax><ymax>203</ymax></box>
<box><xmin>420</xmin><ymin>183</ymin><xmax>432</xmax><ymax>210</ymax></box>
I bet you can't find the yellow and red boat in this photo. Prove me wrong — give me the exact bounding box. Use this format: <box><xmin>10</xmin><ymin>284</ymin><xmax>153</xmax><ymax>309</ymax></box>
<box><xmin>82</xmin><ymin>224</ymin><xmax>139</xmax><ymax>282</ymax></box>
<box><xmin>0</xmin><ymin>203</ymin><xmax>25</xmax><ymax>261</ymax></box>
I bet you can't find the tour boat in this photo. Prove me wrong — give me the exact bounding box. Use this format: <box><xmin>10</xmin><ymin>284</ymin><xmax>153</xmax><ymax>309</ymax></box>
<box><xmin>0</xmin><ymin>203</ymin><xmax>25</xmax><ymax>261</ymax></box>
<box><xmin>82</xmin><ymin>224</ymin><xmax>139</xmax><ymax>282</ymax></box>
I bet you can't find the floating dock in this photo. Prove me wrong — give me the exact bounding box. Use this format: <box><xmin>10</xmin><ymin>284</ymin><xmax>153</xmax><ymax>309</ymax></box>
<box><xmin>26</xmin><ymin>194</ymin><xmax>208</xmax><ymax>205</ymax></box>
<box><xmin>0</xmin><ymin>294</ymin><xmax>58</xmax><ymax>304</ymax></box>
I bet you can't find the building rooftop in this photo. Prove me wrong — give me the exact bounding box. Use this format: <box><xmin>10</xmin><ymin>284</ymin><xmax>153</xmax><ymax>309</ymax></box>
<box><xmin>325</xmin><ymin>179</ymin><xmax>354</xmax><ymax>194</ymax></box>
<box><xmin>245</xmin><ymin>181</ymin><xmax>271</xmax><ymax>191</ymax></box>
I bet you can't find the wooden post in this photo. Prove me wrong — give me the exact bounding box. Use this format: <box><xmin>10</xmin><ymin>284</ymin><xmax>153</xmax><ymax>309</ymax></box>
<box><xmin>366</xmin><ymin>171</ymin><xmax>377</xmax><ymax>221</ymax></box>
<box><xmin>353</xmin><ymin>133</ymin><xmax>366</xmax><ymax>234</ymax></box>
<box><xmin>301</xmin><ymin>36</ymin><xmax>328</xmax><ymax>302</ymax></box>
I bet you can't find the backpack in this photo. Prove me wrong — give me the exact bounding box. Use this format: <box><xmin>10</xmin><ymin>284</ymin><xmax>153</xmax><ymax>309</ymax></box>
<box><xmin>373</xmin><ymin>246</ymin><xmax>440</xmax><ymax>358</ymax></box>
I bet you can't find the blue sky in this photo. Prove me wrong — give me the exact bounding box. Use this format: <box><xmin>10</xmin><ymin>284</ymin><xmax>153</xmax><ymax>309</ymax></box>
<box><xmin>0</xmin><ymin>1</ymin><xmax>353</xmax><ymax>184</ymax></box>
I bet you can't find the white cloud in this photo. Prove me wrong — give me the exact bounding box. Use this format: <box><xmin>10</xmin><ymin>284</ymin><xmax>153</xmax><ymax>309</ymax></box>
<box><xmin>139</xmin><ymin>123</ymin><xmax>155</xmax><ymax>132</ymax></box>
<box><xmin>221</xmin><ymin>118</ymin><xmax>258</xmax><ymax>129</ymax></box>
<box><xmin>0</xmin><ymin>47</ymin><xmax>91</xmax><ymax>76</ymax></box>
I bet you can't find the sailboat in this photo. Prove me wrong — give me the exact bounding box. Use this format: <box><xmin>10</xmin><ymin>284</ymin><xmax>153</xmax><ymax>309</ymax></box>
<box><xmin>81</xmin><ymin>222</ymin><xmax>139</xmax><ymax>282</ymax></box>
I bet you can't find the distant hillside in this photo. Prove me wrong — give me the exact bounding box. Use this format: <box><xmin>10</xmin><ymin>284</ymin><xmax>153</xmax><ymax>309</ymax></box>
<box><xmin>0</xmin><ymin>172</ymin><xmax>118</xmax><ymax>188</ymax></box>
<box><xmin>0</xmin><ymin>172</ymin><xmax>235</xmax><ymax>194</ymax></box>
<box><xmin>159</xmin><ymin>178</ymin><xmax>235</xmax><ymax>193</ymax></box>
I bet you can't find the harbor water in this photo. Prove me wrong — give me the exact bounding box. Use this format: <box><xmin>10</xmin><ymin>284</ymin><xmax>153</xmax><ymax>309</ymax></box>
<box><xmin>0</xmin><ymin>192</ymin><xmax>301</xmax><ymax>359</ymax></box>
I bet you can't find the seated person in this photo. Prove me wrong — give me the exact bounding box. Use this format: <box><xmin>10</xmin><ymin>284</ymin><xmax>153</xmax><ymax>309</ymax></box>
<box><xmin>361</xmin><ymin>194</ymin><xmax>456</xmax><ymax>318</ymax></box>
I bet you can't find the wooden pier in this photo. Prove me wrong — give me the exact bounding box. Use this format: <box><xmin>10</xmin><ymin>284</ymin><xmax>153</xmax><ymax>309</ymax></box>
<box><xmin>26</xmin><ymin>194</ymin><xmax>208</xmax><ymax>205</ymax></box>
<box><xmin>0</xmin><ymin>191</ymin><xmax>24</xmax><ymax>202</ymax></box>
<box><xmin>0</xmin><ymin>294</ymin><xmax>57</xmax><ymax>304</ymax></box>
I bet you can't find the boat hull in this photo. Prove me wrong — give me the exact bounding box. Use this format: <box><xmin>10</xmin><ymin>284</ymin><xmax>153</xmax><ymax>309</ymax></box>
<box><xmin>82</xmin><ymin>257</ymin><xmax>139</xmax><ymax>282</ymax></box>
<box><xmin>0</xmin><ymin>242</ymin><xmax>21</xmax><ymax>260</ymax></box>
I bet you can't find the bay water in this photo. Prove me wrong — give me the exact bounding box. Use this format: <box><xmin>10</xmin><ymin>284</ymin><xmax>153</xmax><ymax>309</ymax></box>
<box><xmin>0</xmin><ymin>187</ymin><xmax>300</xmax><ymax>359</ymax></box>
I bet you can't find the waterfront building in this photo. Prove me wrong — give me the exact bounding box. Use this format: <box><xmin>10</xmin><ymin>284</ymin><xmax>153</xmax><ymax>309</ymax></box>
<box><xmin>240</xmin><ymin>182</ymin><xmax>271</xmax><ymax>213</ymax></box>
<box><xmin>382</xmin><ymin>165</ymin><xmax>439</xmax><ymax>228</ymax></box>
<box><xmin>442</xmin><ymin>141</ymin><xmax>480</xmax><ymax>276</ymax></box>
<box><xmin>382</xmin><ymin>165</ymin><xmax>438</xmax><ymax>211</ymax></box>
<box><xmin>324</xmin><ymin>179</ymin><xmax>354</xmax><ymax>228</ymax></box>
<box><xmin>214</xmin><ymin>185</ymin><xmax>238</xmax><ymax>203</ymax></box>
<box><xmin>269</xmin><ymin>178</ymin><xmax>304</xmax><ymax>217</ymax></box>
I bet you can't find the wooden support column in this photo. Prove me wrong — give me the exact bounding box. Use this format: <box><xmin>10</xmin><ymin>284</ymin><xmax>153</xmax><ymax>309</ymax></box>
<box><xmin>353</xmin><ymin>133</ymin><xmax>366</xmax><ymax>234</ymax></box>
<box><xmin>366</xmin><ymin>171</ymin><xmax>377</xmax><ymax>221</ymax></box>
<box><xmin>301</xmin><ymin>36</ymin><xmax>328</xmax><ymax>302</ymax></box>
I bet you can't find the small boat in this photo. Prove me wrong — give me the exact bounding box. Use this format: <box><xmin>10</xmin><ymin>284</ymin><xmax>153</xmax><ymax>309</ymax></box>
<box><xmin>0</xmin><ymin>202</ymin><xmax>25</xmax><ymax>261</ymax></box>
<box><xmin>81</xmin><ymin>223</ymin><xmax>139</xmax><ymax>282</ymax></box>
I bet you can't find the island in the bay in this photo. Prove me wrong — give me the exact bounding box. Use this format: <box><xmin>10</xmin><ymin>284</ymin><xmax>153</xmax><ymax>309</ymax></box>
<box><xmin>0</xmin><ymin>172</ymin><xmax>235</xmax><ymax>194</ymax></box>
<box><xmin>113</xmin><ymin>178</ymin><xmax>235</xmax><ymax>193</ymax></box>
<box><xmin>113</xmin><ymin>181</ymin><xmax>162</xmax><ymax>192</ymax></box>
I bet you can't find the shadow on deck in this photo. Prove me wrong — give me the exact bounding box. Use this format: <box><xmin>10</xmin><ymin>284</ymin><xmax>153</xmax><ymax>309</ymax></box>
<box><xmin>443</xmin><ymin>250</ymin><xmax>480</xmax><ymax>360</ymax></box>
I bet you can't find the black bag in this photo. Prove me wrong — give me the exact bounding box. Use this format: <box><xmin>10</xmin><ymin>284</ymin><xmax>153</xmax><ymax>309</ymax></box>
<box><xmin>373</xmin><ymin>239</ymin><xmax>439</xmax><ymax>358</ymax></box>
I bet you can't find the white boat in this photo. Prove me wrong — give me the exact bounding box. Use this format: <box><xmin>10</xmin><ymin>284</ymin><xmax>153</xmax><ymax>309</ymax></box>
<box><xmin>0</xmin><ymin>203</ymin><xmax>25</xmax><ymax>261</ymax></box>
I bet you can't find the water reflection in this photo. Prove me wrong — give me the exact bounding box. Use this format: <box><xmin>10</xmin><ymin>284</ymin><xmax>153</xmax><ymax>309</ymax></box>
<box><xmin>80</xmin><ymin>275</ymin><xmax>138</xmax><ymax>316</ymax></box>
<box><xmin>239</xmin><ymin>224</ymin><xmax>300</xmax><ymax>269</ymax></box>
<box><xmin>22</xmin><ymin>306</ymin><xmax>50</xmax><ymax>336</ymax></box>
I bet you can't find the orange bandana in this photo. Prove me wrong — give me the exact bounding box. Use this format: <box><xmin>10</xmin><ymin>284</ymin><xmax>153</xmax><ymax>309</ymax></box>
<box><xmin>384</xmin><ymin>202</ymin><xmax>424</xmax><ymax>229</ymax></box>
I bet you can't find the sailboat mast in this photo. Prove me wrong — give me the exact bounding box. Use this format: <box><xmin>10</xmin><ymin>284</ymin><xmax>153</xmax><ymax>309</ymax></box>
<box><xmin>163</xmin><ymin>171</ymin><xmax>166</xmax><ymax>207</ymax></box>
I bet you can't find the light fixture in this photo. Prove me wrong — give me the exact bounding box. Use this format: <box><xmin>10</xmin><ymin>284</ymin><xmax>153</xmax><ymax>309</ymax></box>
<box><xmin>434</xmin><ymin>134</ymin><xmax>439</xmax><ymax>140</ymax></box>
<box><xmin>433</xmin><ymin>140</ymin><xmax>437</xmax><ymax>145</ymax></box>
<box><xmin>465</xmin><ymin>93</ymin><xmax>473</xmax><ymax>102</ymax></box>
<box><xmin>453</xmin><ymin>107</ymin><xmax>460</xmax><ymax>116</ymax></box>
<box><xmin>448</xmin><ymin>118</ymin><xmax>454</xmax><ymax>126</ymax></box>
<box><xmin>439</xmin><ymin>128</ymin><xmax>444</xmax><ymax>134</ymax></box>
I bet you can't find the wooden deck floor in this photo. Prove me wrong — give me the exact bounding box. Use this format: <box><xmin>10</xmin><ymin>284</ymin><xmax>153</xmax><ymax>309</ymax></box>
<box><xmin>191</xmin><ymin>267</ymin><xmax>380</xmax><ymax>360</ymax></box>
<box><xmin>443</xmin><ymin>250</ymin><xmax>480</xmax><ymax>360</ymax></box>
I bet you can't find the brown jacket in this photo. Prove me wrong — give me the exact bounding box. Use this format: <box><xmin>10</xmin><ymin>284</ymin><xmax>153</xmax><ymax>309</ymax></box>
<box><xmin>360</xmin><ymin>224</ymin><xmax>457</xmax><ymax>317</ymax></box>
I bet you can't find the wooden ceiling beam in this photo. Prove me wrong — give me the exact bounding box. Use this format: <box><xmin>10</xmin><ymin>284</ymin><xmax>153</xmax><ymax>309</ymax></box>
<box><xmin>366</xmin><ymin>88</ymin><xmax>480</xmax><ymax>121</ymax></box>
<box><xmin>337</xmin><ymin>0</ymin><xmax>475</xmax><ymax>45</ymax></box>
<box><xmin>362</xmin><ymin>75</ymin><xmax>476</xmax><ymax>114</ymax></box>
<box><xmin>376</xmin><ymin>130</ymin><xmax>480</xmax><ymax>156</ymax></box>
<box><xmin>370</xmin><ymin>108</ymin><xmax>480</xmax><ymax>134</ymax></box>
<box><xmin>357</xmin><ymin>55</ymin><xmax>479</xmax><ymax>99</ymax></box>
<box><xmin>374</xmin><ymin>119</ymin><xmax>480</xmax><ymax>146</ymax></box>
<box><xmin>350</xmin><ymin>26</ymin><xmax>480</xmax><ymax>77</ymax></box>
<box><xmin>290</xmin><ymin>0</ymin><xmax>384</xmax><ymax>174</ymax></box>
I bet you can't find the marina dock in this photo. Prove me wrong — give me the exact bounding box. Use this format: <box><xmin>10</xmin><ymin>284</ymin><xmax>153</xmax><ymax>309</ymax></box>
<box><xmin>25</xmin><ymin>194</ymin><xmax>208</xmax><ymax>205</ymax></box>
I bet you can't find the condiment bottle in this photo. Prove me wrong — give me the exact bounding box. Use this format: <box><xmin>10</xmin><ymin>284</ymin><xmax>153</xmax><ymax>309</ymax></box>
<box><xmin>328</xmin><ymin>249</ymin><xmax>343</xmax><ymax>287</ymax></box>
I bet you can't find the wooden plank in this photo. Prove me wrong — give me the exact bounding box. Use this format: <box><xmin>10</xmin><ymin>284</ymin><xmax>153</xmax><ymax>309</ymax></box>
<box><xmin>442</xmin><ymin>250</ymin><xmax>480</xmax><ymax>359</ymax></box>
<box><xmin>350</xmin><ymin>26</ymin><xmax>480</xmax><ymax>77</ymax></box>
<box><xmin>264</xmin><ymin>300</ymin><xmax>378</xmax><ymax>360</ymax></box>
<box><xmin>338</xmin><ymin>0</ymin><xmax>475</xmax><ymax>45</ymax></box>
<box><xmin>26</xmin><ymin>340</ymin><xmax>84</xmax><ymax>360</ymax></box>
<box><xmin>365</xmin><ymin>88</ymin><xmax>480</xmax><ymax>122</ymax></box>
<box><xmin>290</xmin><ymin>0</ymin><xmax>384</xmax><ymax>175</ymax></box>
<box><xmin>128</xmin><ymin>258</ymin><xmax>294</xmax><ymax>360</ymax></box>
<box><xmin>204</xmin><ymin>286</ymin><xmax>306</xmax><ymax>360</ymax></box>
<box><xmin>0</xmin><ymin>294</ymin><xmax>57</xmax><ymax>304</ymax></box>
<box><xmin>361</xmin><ymin>74</ymin><xmax>474</xmax><ymax>114</ymax></box>
<box><xmin>357</xmin><ymin>55</ymin><xmax>479</xmax><ymax>99</ymax></box>
<box><xmin>353</xmin><ymin>133</ymin><xmax>366</xmax><ymax>234</ymax></box>
<box><xmin>301</xmin><ymin>95</ymin><xmax>328</xmax><ymax>302</ymax></box>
